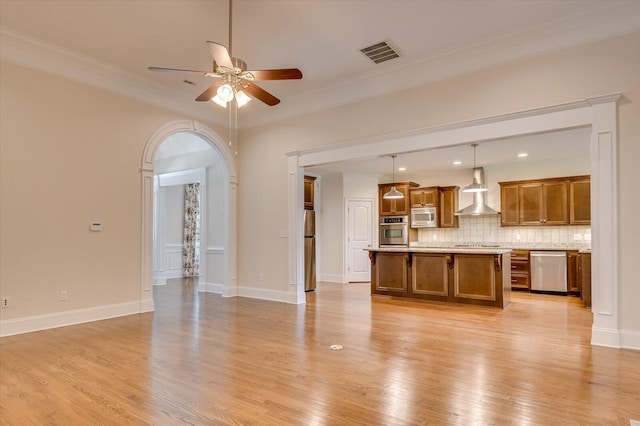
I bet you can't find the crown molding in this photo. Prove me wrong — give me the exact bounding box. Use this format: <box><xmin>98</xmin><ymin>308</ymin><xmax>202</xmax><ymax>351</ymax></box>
<box><xmin>2</xmin><ymin>1</ymin><xmax>639</xmax><ymax>130</ymax></box>
<box><xmin>0</xmin><ymin>26</ymin><xmax>225</xmax><ymax>127</ymax></box>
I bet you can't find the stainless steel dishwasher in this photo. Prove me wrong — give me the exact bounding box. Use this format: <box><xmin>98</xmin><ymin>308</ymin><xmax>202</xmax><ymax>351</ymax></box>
<box><xmin>530</xmin><ymin>251</ymin><xmax>567</xmax><ymax>292</ymax></box>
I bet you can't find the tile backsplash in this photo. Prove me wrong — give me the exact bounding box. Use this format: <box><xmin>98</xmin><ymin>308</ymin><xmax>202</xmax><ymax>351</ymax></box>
<box><xmin>417</xmin><ymin>215</ymin><xmax>591</xmax><ymax>248</ymax></box>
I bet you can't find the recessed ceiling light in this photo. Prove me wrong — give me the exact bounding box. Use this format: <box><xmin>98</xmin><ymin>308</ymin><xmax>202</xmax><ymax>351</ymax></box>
<box><xmin>453</xmin><ymin>161</ymin><xmax>462</xmax><ymax>165</ymax></box>
<box><xmin>518</xmin><ymin>153</ymin><xmax>528</xmax><ymax>158</ymax></box>
<box><xmin>398</xmin><ymin>167</ymin><xmax>406</xmax><ymax>171</ymax></box>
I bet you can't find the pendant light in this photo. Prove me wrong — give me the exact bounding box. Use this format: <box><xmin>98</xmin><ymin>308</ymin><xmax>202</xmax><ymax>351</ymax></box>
<box><xmin>383</xmin><ymin>154</ymin><xmax>404</xmax><ymax>199</ymax></box>
<box><xmin>462</xmin><ymin>144</ymin><xmax>488</xmax><ymax>193</ymax></box>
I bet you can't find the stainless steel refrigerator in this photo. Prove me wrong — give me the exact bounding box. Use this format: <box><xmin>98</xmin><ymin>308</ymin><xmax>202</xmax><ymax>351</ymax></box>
<box><xmin>304</xmin><ymin>210</ymin><xmax>316</xmax><ymax>292</ymax></box>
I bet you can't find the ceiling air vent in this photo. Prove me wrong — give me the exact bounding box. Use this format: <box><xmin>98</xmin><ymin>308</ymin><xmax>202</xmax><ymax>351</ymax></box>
<box><xmin>360</xmin><ymin>41</ymin><xmax>400</xmax><ymax>64</ymax></box>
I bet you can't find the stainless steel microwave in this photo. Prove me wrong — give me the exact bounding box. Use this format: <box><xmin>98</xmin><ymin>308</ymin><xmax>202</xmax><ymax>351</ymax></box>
<box><xmin>411</xmin><ymin>206</ymin><xmax>437</xmax><ymax>228</ymax></box>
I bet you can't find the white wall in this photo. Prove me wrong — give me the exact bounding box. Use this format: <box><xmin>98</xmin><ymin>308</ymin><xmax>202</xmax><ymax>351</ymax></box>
<box><xmin>239</xmin><ymin>32</ymin><xmax>640</xmax><ymax>343</ymax></box>
<box><xmin>0</xmin><ymin>59</ymin><xmax>224</xmax><ymax>330</ymax></box>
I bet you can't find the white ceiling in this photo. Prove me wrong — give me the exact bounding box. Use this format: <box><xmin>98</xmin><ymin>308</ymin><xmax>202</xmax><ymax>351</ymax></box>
<box><xmin>2</xmin><ymin>0</ymin><xmax>639</xmax><ymax>130</ymax></box>
<box><xmin>305</xmin><ymin>126</ymin><xmax>592</xmax><ymax>176</ymax></box>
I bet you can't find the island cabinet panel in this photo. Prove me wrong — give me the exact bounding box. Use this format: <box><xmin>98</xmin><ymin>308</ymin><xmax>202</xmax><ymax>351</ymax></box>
<box><xmin>371</xmin><ymin>252</ymin><xmax>408</xmax><ymax>295</ymax></box>
<box><xmin>453</xmin><ymin>255</ymin><xmax>496</xmax><ymax>301</ymax></box>
<box><xmin>579</xmin><ymin>252</ymin><xmax>591</xmax><ymax>308</ymax></box>
<box><xmin>370</xmin><ymin>250</ymin><xmax>511</xmax><ymax>308</ymax></box>
<box><xmin>411</xmin><ymin>253</ymin><xmax>451</xmax><ymax>298</ymax></box>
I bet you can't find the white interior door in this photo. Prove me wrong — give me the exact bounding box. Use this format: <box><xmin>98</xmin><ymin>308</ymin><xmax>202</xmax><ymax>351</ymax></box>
<box><xmin>347</xmin><ymin>199</ymin><xmax>374</xmax><ymax>282</ymax></box>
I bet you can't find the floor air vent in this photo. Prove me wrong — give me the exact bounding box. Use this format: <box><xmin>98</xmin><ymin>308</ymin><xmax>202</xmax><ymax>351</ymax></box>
<box><xmin>360</xmin><ymin>41</ymin><xmax>400</xmax><ymax>64</ymax></box>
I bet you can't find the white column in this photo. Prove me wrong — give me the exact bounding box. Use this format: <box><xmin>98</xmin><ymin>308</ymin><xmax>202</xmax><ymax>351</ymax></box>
<box><xmin>222</xmin><ymin>179</ymin><xmax>238</xmax><ymax>297</ymax></box>
<box><xmin>140</xmin><ymin>168</ymin><xmax>155</xmax><ymax>312</ymax></box>
<box><xmin>288</xmin><ymin>154</ymin><xmax>306</xmax><ymax>304</ymax></box>
<box><xmin>588</xmin><ymin>94</ymin><xmax>621</xmax><ymax>348</ymax></box>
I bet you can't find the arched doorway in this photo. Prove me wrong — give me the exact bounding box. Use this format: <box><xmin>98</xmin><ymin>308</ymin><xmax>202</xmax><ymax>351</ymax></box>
<box><xmin>140</xmin><ymin>120</ymin><xmax>238</xmax><ymax>312</ymax></box>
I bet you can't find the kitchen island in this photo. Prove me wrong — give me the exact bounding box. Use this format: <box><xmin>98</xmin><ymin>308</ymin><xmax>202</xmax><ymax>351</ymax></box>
<box><xmin>368</xmin><ymin>247</ymin><xmax>512</xmax><ymax>308</ymax></box>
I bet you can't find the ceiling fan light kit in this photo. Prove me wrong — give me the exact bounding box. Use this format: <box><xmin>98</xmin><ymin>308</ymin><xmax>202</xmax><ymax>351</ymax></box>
<box><xmin>147</xmin><ymin>0</ymin><xmax>302</xmax><ymax>109</ymax></box>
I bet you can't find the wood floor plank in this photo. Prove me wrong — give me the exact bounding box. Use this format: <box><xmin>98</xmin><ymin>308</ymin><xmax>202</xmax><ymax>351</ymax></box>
<box><xmin>1</xmin><ymin>279</ymin><xmax>639</xmax><ymax>425</ymax></box>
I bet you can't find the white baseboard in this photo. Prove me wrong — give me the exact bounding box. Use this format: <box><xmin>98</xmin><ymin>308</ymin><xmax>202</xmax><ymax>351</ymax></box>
<box><xmin>198</xmin><ymin>282</ymin><xmax>223</xmax><ymax>294</ymax></box>
<box><xmin>236</xmin><ymin>286</ymin><xmax>291</xmax><ymax>304</ymax></box>
<box><xmin>621</xmin><ymin>329</ymin><xmax>640</xmax><ymax>351</ymax></box>
<box><xmin>592</xmin><ymin>326</ymin><xmax>622</xmax><ymax>348</ymax></box>
<box><xmin>318</xmin><ymin>273</ymin><xmax>345</xmax><ymax>283</ymax></box>
<box><xmin>0</xmin><ymin>299</ymin><xmax>155</xmax><ymax>338</ymax></box>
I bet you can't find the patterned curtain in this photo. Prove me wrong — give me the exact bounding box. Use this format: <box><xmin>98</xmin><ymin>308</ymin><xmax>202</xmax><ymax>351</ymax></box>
<box><xmin>182</xmin><ymin>183</ymin><xmax>201</xmax><ymax>277</ymax></box>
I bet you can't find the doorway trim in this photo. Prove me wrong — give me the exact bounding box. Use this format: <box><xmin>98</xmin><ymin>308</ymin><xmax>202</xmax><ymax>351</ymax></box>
<box><xmin>287</xmin><ymin>93</ymin><xmax>624</xmax><ymax>348</ymax></box>
<box><xmin>141</xmin><ymin>120</ymin><xmax>238</xmax><ymax>312</ymax></box>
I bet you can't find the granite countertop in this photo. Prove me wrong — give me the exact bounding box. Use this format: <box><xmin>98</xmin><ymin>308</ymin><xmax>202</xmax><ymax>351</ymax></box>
<box><xmin>409</xmin><ymin>242</ymin><xmax>591</xmax><ymax>251</ymax></box>
<box><xmin>369</xmin><ymin>247</ymin><xmax>512</xmax><ymax>255</ymax></box>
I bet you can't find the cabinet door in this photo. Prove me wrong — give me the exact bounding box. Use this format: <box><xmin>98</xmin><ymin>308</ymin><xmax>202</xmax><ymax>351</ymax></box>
<box><xmin>379</xmin><ymin>186</ymin><xmax>395</xmax><ymax>215</ymax></box>
<box><xmin>303</xmin><ymin>176</ymin><xmax>316</xmax><ymax>210</ymax></box>
<box><xmin>410</xmin><ymin>188</ymin><xmax>438</xmax><ymax>208</ymax></box>
<box><xmin>519</xmin><ymin>183</ymin><xmax>544</xmax><ymax>225</ymax></box>
<box><xmin>393</xmin><ymin>185</ymin><xmax>410</xmax><ymax>214</ymax></box>
<box><xmin>410</xmin><ymin>190</ymin><xmax>424</xmax><ymax>208</ymax></box>
<box><xmin>543</xmin><ymin>181</ymin><xmax>568</xmax><ymax>225</ymax></box>
<box><xmin>439</xmin><ymin>187</ymin><xmax>458</xmax><ymax>228</ymax></box>
<box><xmin>570</xmin><ymin>179</ymin><xmax>591</xmax><ymax>225</ymax></box>
<box><xmin>453</xmin><ymin>255</ymin><xmax>496</xmax><ymax>301</ymax></box>
<box><xmin>566</xmin><ymin>250</ymin><xmax>580</xmax><ymax>294</ymax></box>
<box><xmin>500</xmin><ymin>184</ymin><xmax>520</xmax><ymax>226</ymax></box>
<box><xmin>412</xmin><ymin>253</ymin><xmax>450</xmax><ymax>296</ymax></box>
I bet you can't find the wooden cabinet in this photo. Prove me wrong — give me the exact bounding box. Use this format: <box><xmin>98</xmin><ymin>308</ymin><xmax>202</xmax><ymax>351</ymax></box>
<box><xmin>579</xmin><ymin>252</ymin><xmax>591</xmax><ymax>307</ymax></box>
<box><xmin>410</xmin><ymin>187</ymin><xmax>438</xmax><ymax>207</ymax></box>
<box><xmin>510</xmin><ymin>249</ymin><xmax>530</xmax><ymax>291</ymax></box>
<box><xmin>379</xmin><ymin>182</ymin><xmax>418</xmax><ymax>216</ymax></box>
<box><xmin>570</xmin><ymin>178</ymin><xmax>591</xmax><ymax>225</ymax></box>
<box><xmin>406</xmin><ymin>185</ymin><xmax>459</xmax><ymax>228</ymax></box>
<box><xmin>370</xmin><ymin>251</ymin><xmax>409</xmax><ymax>296</ymax></box>
<box><xmin>304</xmin><ymin>175</ymin><xmax>316</xmax><ymax>210</ymax></box>
<box><xmin>500</xmin><ymin>184</ymin><xmax>520</xmax><ymax>226</ymax></box>
<box><xmin>439</xmin><ymin>186</ymin><xmax>459</xmax><ymax>228</ymax></box>
<box><xmin>411</xmin><ymin>253</ymin><xmax>452</xmax><ymax>299</ymax></box>
<box><xmin>566</xmin><ymin>250</ymin><xmax>580</xmax><ymax>294</ymax></box>
<box><xmin>370</xmin><ymin>250</ymin><xmax>510</xmax><ymax>308</ymax></box>
<box><xmin>499</xmin><ymin>176</ymin><xmax>589</xmax><ymax>226</ymax></box>
<box><xmin>519</xmin><ymin>181</ymin><xmax>568</xmax><ymax>225</ymax></box>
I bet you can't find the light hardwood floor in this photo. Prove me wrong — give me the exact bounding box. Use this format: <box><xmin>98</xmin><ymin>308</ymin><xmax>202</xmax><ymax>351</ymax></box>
<box><xmin>1</xmin><ymin>279</ymin><xmax>639</xmax><ymax>425</ymax></box>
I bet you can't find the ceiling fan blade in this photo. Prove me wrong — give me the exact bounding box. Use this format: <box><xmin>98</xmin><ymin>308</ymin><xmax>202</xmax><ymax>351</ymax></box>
<box><xmin>195</xmin><ymin>82</ymin><xmax>221</xmax><ymax>102</ymax></box>
<box><xmin>243</xmin><ymin>82</ymin><xmax>280</xmax><ymax>106</ymax></box>
<box><xmin>246</xmin><ymin>68</ymin><xmax>303</xmax><ymax>81</ymax></box>
<box><xmin>148</xmin><ymin>66</ymin><xmax>214</xmax><ymax>76</ymax></box>
<box><xmin>206</xmin><ymin>41</ymin><xmax>234</xmax><ymax>69</ymax></box>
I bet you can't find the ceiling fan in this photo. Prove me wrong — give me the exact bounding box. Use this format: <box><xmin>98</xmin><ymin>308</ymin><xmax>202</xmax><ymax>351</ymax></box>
<box><xmin>148</xmin><ymin>0</ymin><xmax>302</xmax><ymax>108</ymax></box>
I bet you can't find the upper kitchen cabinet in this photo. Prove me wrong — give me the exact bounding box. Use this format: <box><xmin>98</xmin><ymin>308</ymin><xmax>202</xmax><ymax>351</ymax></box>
<box><xmin>570</xmin><ymin>177</ymin><xmax>591</xmax><ymax>225</ymax></box>
<box><xmin>439</xmin><ymin>186</ymin><xmax>459</xmax><ymax>228</ymax></box>
<box><xmin>379</xmin><ymin>182</ymin><xmax>419</xmax><ymax>216</ymax></box>
<box><xmin>304</xmin><ymin>175</ymin><xmax>317</xmax><ymax>210</ymax></box>
<box><xmin>410</xmin><ymin>187</ymin><xmax>438</xmax><ymax>208</ymax></box>
<box><xmin>520</xmin><ymin>181</ymin><xmax>568</xmax><ymax>225</ymax></box>
<box><xmin>500</xmin><ymin>184</ymin><xmax>520</xmax><ymax>226</ymax></box>
<box><xmin>499</xmin><ymin>176</ymin><xmax>589</xmax><ymax>226</ymax></box>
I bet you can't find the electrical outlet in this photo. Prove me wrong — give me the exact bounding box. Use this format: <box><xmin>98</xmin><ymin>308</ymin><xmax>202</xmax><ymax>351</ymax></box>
<box><xmin>1</xmin><ymin>297</ymin><xmax>9</xmax><ymax>308</ymax></box>
<box><xmin>60</xmin><ymin>290</ymin><xmax>68</xmax><ymax>301</ymax></box>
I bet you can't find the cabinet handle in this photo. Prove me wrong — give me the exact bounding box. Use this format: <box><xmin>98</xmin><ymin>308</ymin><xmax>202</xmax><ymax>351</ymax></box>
<box><xmin>511</xmin><ymin>279</ymin><xmax>517</xmax><ymax>283</ymax></box>
<box><xmin>511</xmin><ymin>265</ymin><xmax>517</xmax><ymax>269</ymax></box>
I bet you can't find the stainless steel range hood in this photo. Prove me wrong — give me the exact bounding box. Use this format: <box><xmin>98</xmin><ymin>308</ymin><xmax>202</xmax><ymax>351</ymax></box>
<box><xmin>455</xmin><ymin>167</ymin><xmax>500</xmax><ymax>216</ymax></box>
